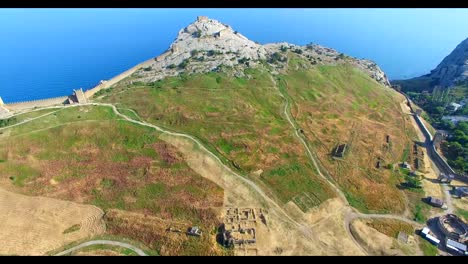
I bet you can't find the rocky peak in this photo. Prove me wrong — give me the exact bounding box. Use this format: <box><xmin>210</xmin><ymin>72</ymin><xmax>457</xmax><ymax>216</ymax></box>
<box><xmin>429</xmin><ymin>37</ymin><xmax>468</xmax><ymax>87</ymax></box>
<box><xmin>135</xmin><ymin>16</ymin><xmax>391</xmax><ymax>87</ymax></box>
<box><xmin>169</xmin><ymin>16</ymin><xmax>267</xmax><ymax>61</ymax></box>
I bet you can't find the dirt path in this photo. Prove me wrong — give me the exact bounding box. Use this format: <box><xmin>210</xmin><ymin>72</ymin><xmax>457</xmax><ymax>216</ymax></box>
<box><xmin>0</xmin><ymin>108</ymin><xmax>62</xmax><ymax>131</ymax></box>
<box><xmin>54</xmin><ymin>240</ymin><xmax>147</xmax><ymax>256</ymax></box>
<box><xmin>4</xmin><ymin>100</ymin><xmax>427</xmax><ymax>255</ymax></box>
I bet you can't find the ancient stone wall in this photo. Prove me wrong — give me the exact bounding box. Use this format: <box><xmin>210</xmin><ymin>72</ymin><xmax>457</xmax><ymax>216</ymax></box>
<box><xmin>84</xmin><ymin>57</ymin><xmax>156</xmax><ymax>98</ymax></box>
<box><xmin>5</xmin><ymin>96</ymin><xmax>69</xmax><ymax>111</ymax></box>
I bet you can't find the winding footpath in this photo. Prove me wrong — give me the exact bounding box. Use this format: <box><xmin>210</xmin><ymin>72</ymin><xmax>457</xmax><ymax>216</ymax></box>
<box><xmin>273</xmin><ymin>76</ymin><xmax>427</xmax><ymax>255</ymax></box>
<box><xmin>1</xmin><ymin>90</ymin><xmax>435</xmax><ymax>255</ymax></box>
<box><xmin>54</xmin><ymin>240</ymin><xmax>147</xmax><ymax>256</ymax></box>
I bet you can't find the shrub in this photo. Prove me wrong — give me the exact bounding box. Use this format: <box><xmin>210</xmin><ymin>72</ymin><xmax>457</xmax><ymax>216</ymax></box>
<box><xmin>293</xmin><ymin>48</ymin><xmax>303</xmax><ymax>54</ymax></box>
<box><xmin>190</xmin><ymin>49</ymin><xmax>199</xmax><ymax>57</ymax></box>
<box><xmin>268</xmin><ymin>52</ymin><xmax>287</xmax><ymax>64</ymax></box>
<box><xmin>167</xmin><ymin>64</ymin><xmax>176</xmax><ymax>69</ymax></box>
<box><xmin>178</xmin><ymin>59</ymin><xmax>189</xmax><ymax>69</ymax></box>
<box><xmin>238</xmin><ymin>57</ymin><xmax>250</xmax><ymax>64</ymax></box>
<box><xmin>280</xmin><ymin>45</ymin><xmax>288</xmax><ymax>52</ymax></box>
<box><xmin>207</xmin><ymin>50</ymin><xmax>222</xmax><ymax>57</ymax></box>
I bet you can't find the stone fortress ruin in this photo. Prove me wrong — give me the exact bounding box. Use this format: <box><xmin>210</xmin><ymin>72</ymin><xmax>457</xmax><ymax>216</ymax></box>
<box><xmin>220</xmin><ymin>207</ymin><xmax>267</xmax><ymax>256</ymax></box>
<box><xmin>437</xmin><ymin>214</ymin><xmax>468</xmax><ymax>244</ymax></box>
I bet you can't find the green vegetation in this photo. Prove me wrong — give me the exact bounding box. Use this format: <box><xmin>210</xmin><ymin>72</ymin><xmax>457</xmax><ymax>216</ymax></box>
<box><xmin>63</xmin><ymin>224</ymin><xmax>81</xmax><ymax>234</ymax></box>
<box><xmin>292</xmin><ymin>48</ymin><xmax>303</xmax><ymax>54</ymax></box>
<box><xmin>97</xmin><ymin>55</ymin><xmax>415</xmax><ymax>214</ymax></box>
<box><xmin>190</xmin><ymin>49</ymin><xmax>199</xmax><ymax>57</ymax></box>
<box><xmin>419</xmin><ymin>238</ymin><xmax>438</xmax><ymax>256</ymax></box>
<box><xmin>178</xmin><ymin>59</ymin><xmax>189</xmax><ymax>69</ymax></box>
<box><xmin>280</xmin><ymin>57</ymin><xmax>412</xmax><ymax>213</ymax></box>
<box><xmin>0</xmin><ymin>117</ymin><xmax>17</xmax><ymax>128</ymax></box>
<box><xmin>457</xmin><ymin>208</ymin><xmax>468</xmax><ymax>221</ymax></box>
<box><xmin>3</xmin><ymin>163</ymin><xmax>40</xmax><ymax>187</ymax></box>
<box><xmin>366</xmin><ymin>219</ymin><xmax>415</xmax><ymax>238</ymax></box>
<box><xmin>268</xmin><ymin>52</ymin><xmax>287</xmax><ymax>64</ymax></box>
<box><xmin>99</xmin><ymin>67</ymin><xmax>335</xmax><ymax>211</ymax></box>
<box><xmin>0</xmin><ymin>105</ymin><xmax>223</xmax><ymax>255</ymax></box>
<box><xmin>413</xmin><ymin>203</ymin><xmax>429</xmax><ymax>223</ymax></box>
<box><xmin>46</xmin><ymin>234</ymin><xmax>160</xmax><ymax>256</ymax></box>
<box><xmin>71</xmin><ymin>244</ymin><xmax>140</xmax><ymax>256</ymax></box>
<box><xmin>405</xmin><ymin>84</ymin><xmax>468</xmax><ymax>174</ymax></box>
<box><xmin>93</xmin><ymin>87</ymin><xmax>114</xmax><ymax>98</ymax></box>
<box><xmin>441</xmin><ymin>120</ymin><xmax>468</xmax><ymax>173</ymax></box>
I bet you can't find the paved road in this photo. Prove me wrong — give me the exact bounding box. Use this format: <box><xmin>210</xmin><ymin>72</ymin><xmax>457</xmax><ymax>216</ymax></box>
<box><xmin>54</xmin><ymin>240</ymin><xmax>147</xmax><ymax>256</ymax></box>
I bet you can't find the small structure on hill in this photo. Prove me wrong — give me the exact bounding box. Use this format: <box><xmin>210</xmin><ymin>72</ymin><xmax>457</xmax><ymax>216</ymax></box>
<box><xmin>197</xmin><ymin>16</ymin><xmax>209</xmax><ymax>22</ymax></box>
<box><xmin>420</xmin><ymin>226</ymin><xmax>441</xmax><ymax>246</ymax></box>
<box><xmin>426</xmin><ymin>196</ymin><xmax>447</xmax><ymax>209</ymax></box>
<box><xmin>67</xmin><ymin>88</ymin><xmax>87</xmax><ymax>104</ymax></box>
<box><xmin>446</xmin><ymin>238</ymin><xmax>467</xmax><ymax>255</ymax></box>
<box><xmin>220</xmin><ymin>207</ymin><xmax>264</xmax><ymax>250</ymax></box>
<box><xmin>332</xmin><ymin>143</ymin><xmax>347</xmax><ymax>158</ymax></box>
<box><xmin>453</xmin><ymin>186</ymin><xmax>468</xmax><ymax>198</ymax></box>
<box><xmin>397</xmin><ymin>231</ymin><xmax>409</xmax><ymax>244</ymax></box>
<box><xmin>187</xmin><ymin>226</ymin><xmax>202</xmax><ymax>237</ymax></box>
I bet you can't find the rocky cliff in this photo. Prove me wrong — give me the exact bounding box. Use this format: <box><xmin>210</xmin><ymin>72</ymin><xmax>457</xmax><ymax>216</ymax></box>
<box><xmin>395</xmin><ymin>37</ymin><xmax>468</xmax><ymax>91</ymax></box>
<box><xmin>134</xmin><ymin>16</ymin><xmax>390</xmax><ymax>87</ymax></box>
<box><xmin>428</xmin><ymin>37</ymin><xmax>468</xmax><ymax>87</ymax></box>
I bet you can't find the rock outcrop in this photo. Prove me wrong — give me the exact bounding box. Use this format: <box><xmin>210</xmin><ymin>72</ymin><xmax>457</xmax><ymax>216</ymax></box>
<box><xmin>135</xmin><ymin>16</ymin><xmax>391</xmax><ymax>87</ymax></box>
<box><xmin>428</xmin><ymin>37</ymin><xmax>468</xmax><ymax>87</ymax></box>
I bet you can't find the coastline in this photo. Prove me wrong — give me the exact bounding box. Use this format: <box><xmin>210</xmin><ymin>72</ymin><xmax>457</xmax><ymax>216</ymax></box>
<box><xmin>0</xmin><ymin>57</ymin><xmax>156</xmax><ymax>114</ymax></box>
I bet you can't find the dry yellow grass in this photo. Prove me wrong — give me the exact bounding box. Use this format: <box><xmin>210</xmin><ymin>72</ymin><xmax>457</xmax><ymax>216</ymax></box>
<box><xmin>0</xmin><ymin>187</ymin><xmax>105</xmax><ymax>256</ymax></box>
<box><xmin>160</xmin><ymin>134</ymin><xmax>365</xmax><ymax>255</ymax></box>
<box><xmin>351</xmin><ymin>219</ymin><xmax>419</xmax><ymax>256</ymax></box>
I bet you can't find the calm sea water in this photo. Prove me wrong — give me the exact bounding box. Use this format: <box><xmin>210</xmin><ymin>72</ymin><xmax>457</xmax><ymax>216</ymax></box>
<box><xmin>0</xmin><ymin>9</ymin><xmax>186</xmax><ymax>103</ymax></box>
<box><xmin>1</xmin><ymin>9</ymin><xmax>467</xmax><ymax>103</ymax></box>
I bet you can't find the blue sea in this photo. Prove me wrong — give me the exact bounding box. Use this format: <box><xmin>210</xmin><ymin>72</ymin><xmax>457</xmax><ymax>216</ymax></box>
<box><xmin>1</xmin><ymin>8</ymin><xmax>467</xmax><ymax>103</ymax></box>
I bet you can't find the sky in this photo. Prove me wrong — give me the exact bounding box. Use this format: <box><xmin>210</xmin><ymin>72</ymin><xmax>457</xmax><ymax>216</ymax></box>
<box><xmin>0</xmin><ymin>8</ymin><xmax>467</xmax><ymax>82</ymax></box>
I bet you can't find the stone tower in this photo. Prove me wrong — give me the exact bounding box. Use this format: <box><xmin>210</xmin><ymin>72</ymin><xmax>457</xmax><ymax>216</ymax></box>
<box><xmin>197</xmin><ymin>16</ymin><xmax>208</xmax><ymax>22</ymax></box>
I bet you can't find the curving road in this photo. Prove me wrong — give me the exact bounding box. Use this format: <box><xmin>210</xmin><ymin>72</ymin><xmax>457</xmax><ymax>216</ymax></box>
<box><xmin>54</xmin><ymin>240</ymin><xmax>147</xmax><ymax>256</ymax></box>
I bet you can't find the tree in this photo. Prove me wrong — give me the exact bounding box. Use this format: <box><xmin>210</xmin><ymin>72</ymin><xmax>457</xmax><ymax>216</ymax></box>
<box><xmin>190</xmin><ymin>49</ymin><xmax>199</xmax><ymax>57</ymax></box>
<box><xmin>404</xmin><ymin>175</ymin><xmax>422</xmax><ymax>189</ymax></box>
<box><xmin>178</xmin><ymin>59</ymin><xmax>189</xmax><ymax>69</ymax></box>
<box><xmin>448</xmin><ymin>141</ymin><xmax>464</xmax><ymax>157</ymax></box>
<box><xmin>293</xmin><ymin>49</ymin><xmax>303</xmax><ymax>54</ymax></box>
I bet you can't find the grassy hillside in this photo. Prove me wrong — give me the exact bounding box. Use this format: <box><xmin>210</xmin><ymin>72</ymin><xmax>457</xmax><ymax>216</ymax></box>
<box><xmin>281</xmin><ymin>60</ymin><xmax>417</xmax><ymax>213</ymax></box>
<box><xmin>98</xmin><ymin>55</ymin><xmax>416</xmax><ymax>214</ymax></box>
<box><xmin>98</xmin><ymin>68</ymin><xmax>336</xmax><ymax>212</ymax></box>
<box><xmin>0</xmin><ymin>105</ymin><xmax>225</xmax><ymax>256</ymax></box>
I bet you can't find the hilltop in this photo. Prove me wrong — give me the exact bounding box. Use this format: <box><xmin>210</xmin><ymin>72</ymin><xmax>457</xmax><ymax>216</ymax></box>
<box><xmin>135</xmin><ymin>16</ymin><xmax>390</xmax><ymax>87</ymax></box>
